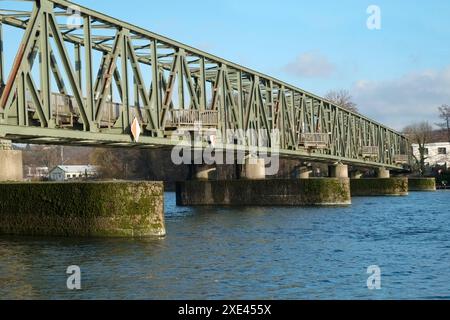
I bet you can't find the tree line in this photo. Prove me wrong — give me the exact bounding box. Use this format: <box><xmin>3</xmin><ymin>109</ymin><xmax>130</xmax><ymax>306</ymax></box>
<box><xmin>403</xmin><ymin>105</ymin><xmax>450</xmax><ymax>175</ymax></box>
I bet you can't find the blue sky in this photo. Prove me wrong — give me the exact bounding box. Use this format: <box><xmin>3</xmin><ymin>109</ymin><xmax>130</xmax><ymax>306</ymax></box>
<box><xmin>4</xmin><ymin>0</ymin><xmax>450</xmax><ymax>130</ymax></box>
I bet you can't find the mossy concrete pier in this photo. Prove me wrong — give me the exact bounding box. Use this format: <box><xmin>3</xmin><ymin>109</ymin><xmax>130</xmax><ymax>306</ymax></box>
<box><xmin>0</xmin><ymin>181</ymin><xmax>165</xmax><ymax>237</ymax></box>
<box><xmin>408</xmin><ymin>178</ymin><xmax>436</xmax><ymax>191</ymax></box>
<box><xmin>350</xmin><ymin>178</ymin><xmax>409</xmax><ymax>196</ymax></box>
<box><xmin>176</xmin><ymin>178</ymin><xmax>351</xmax><ymax>206</ymax></box>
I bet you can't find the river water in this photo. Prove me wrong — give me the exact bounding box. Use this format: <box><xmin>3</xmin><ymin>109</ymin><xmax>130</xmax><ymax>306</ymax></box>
<box><xmin>1</xmin><ymin>191</ymin><xmax>449</xmax><ymax>300</ymax></box>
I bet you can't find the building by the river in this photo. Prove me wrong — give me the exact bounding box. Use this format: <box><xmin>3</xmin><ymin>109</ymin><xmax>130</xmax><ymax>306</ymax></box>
<box><xmin>412</xmin><ymin>142</ymin><xmax>450</xmax><ymax>168</ymax></box>
<box><xmin>49</xmin><ymin>165</ymin><xmax>99</xmax><ymax>181</ymax></box>
<box><xmin>24</xmin><ymin>166</ymin><xmax>49</xmax><ymax>181</ymax></box>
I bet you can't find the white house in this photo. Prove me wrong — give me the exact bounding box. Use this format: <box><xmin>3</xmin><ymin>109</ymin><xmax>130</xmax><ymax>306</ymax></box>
<box><xmin>412</xmin><ymin>142</ymin><xmax>450</xmax><ymax>167</ymax></box>
<box><xmin>49</xmin><ymin>165</ymin><xmax>99</xmax><ymax>181</ymax></box>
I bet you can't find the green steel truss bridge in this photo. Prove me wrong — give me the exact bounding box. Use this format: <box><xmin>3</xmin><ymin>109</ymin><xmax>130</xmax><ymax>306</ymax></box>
<box><xmin>0</xmin><ymin>0</ymin><xmax>410</xmax><ymax>169</ymax></box>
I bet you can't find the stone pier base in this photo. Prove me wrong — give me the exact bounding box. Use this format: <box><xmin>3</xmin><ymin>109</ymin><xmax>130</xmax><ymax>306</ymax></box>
<box><xmin>408</xmin><ymin>178</ymin><xmax>436</xmax><ymax>191</ymax></box>
<box><xmin>176</xmin><ymin>178</ymin><xmax>351</xmax><ymax>206</ymax></box>
<box><xmin>0</xmin><ymin>181</ymin><xmax>165</xmax><ymax>237</ymax></box>
<box><xmin>350</xmin><ymin>178</ymin><xmax>408</xmax><ymax>196</ymax></box>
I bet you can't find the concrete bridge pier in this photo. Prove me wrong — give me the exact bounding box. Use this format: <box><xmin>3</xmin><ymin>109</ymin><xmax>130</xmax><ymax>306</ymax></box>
<box><xmin>0</xmin><ymin>139</ymin><xmax>23</xmax><ymax>182</ymax></box>
<box><xmin>191</xmin><ymin>165</ymin><xmax>217</xmax><ymax>180</ymax></box>
<box><xmin>176</xmin><ymin>178</ymin><xmax>351</xmax><ymax>206</ymax></box>
<box><xmin>376</xmin><ymin>168</ymin><xmax>390</xmax><ymax>179</ymax></box>
<box><xmin>177</xmin><ymin>159</ymin><xmax>351</xmax><ymax>206</ymax></box>
<box><xmin>243</xmin><ymin>155</ymin><xmax>266</xmax><ymax>180</ymax></box>
<box><xmin>408</xmin><ymin>178</ymin><xmax>437</xmax><ymax>191</ymax></box>
<box><xmin>297</xmin><ymin>166</ymin><xmax>313</xmax><ymax>179</ymax></box>
<box><xmin>350</xmin><ymin>171</ymin><xmax>363</xmax><ymax>179</ymax></box>
<box><xmin>0</xmin><ymin>181</ymin><xmax>165</xmax><ymax>237</ymax></box>
<box><xmin>350</xmin><ymin>166</ymin><xmax>408</xmax><ymax>197</ymax></box>
<box><xmin>329</xmin><ymin>163</ymin><xmax>349</xmax><ymax>178</ymax></box>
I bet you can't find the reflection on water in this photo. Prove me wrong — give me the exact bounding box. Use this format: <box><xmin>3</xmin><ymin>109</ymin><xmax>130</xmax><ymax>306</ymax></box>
<box><xmin>1</xmin><ymin>192</ymin><xmax>450</xmax><ymax>299</ymax></box>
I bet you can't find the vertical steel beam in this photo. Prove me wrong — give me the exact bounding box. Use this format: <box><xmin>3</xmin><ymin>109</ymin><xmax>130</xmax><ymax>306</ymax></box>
<box><xmin>218</xmin><ymin>65</ymin><xmax>226</xmax><ymax>135</ymax></box>
<box><xmin>74</xmin><ymin>43</ymin><xmax>82</xmax><ymax>90</ymax></box>
<box><xmin>39</xmin><ymin>3</ymin><xmax>53</xmax><ymax>127</ymax></box>
<box><xmin>177</xmin><ymin>49</ymin><xmax>184</xmax><ymax>109</ymax></box>
<box><xmin>0</xmin><ymin>22</ymin><xmax>4</xmax><ymax>87</ymax></box>
<box><xmin>237</xmin><ymin>71</ymin><xmax>244</xmax><ymax>131</ymax></box>
<box><xmin>121</xmin><ymin>31</ymin><xmax>130</xmax><ymax>130</ymax></box>
<box><xmin>17</xmin><ymin>71</ymin><xmax>26</xmax><ymax>126</ymax></box>
<box><xmin>279</xmin><ymin>87</ymin><xmax>285</xmax><ymax>148</ymax></box>
<box><xmin>83</xmin><ymin>16</ymin><xmax>95</xmax><ymax>130</ymax></box>
<box><xmin>133</xmin><ymin>77</ymin><xmax>139</xmax><ymax>108</ymax></box>
<box><xmin>254</xmin><ymin>75</ymin><xmax>260</xmax><ymax>133</ymax></box>
<box><xmin>150</xmin><ymin>39</ymin><xmax>161</xmax><ymax>131</ymax></box>
<box><xmin>199</xmin><ymin>57</ymin><xmax>206</xmax><ymax>112</ymax></box>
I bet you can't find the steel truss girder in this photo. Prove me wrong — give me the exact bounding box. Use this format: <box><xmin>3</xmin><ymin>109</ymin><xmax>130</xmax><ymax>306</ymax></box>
<box><xmin>0</xmin><ymin>0</ymin><xmax>410</xmax><ymax>169</ymax></box>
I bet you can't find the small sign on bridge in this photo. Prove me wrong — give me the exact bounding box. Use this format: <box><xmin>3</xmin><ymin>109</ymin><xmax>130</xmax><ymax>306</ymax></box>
<box><xmin>131</xmin><ymin>117</ymin><xmax>141</xmax><ymax>143</ymax></box>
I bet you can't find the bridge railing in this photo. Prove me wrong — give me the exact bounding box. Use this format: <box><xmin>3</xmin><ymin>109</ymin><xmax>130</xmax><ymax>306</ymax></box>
<box><xmin>201</xmin><ymin>111</ymin><xmax>220</xmax><ymax>127</ymax></box>
<box><xmin>25</xmin><ymin>92</ymin><xmax>123</xmax><ymax>128</ymax></box>
<box><xmin>166</xmin><ymin>110</ymin><xmax>219</xmax><ymax>128</ymax></box>
<box><xmin>361</xmin><ymin>146</ymin><xmax>379</xmax><ymax>158</ymax></box>
<box><xmin>394</xmin><ymin>155</ymin><xmax>410</xmax><ymax>164</ymax></box>
<box><xmin>299</xmin><ymin>133</ymin><xmax>330</xmax><ymax>149</ymax></box>
<box><xmin>51</xmin><ymin>94</ymin><xmax>74</xmax><ymax>127</ymax></box>
<box><xmin>26</xmin><ymin>91</ymin><xmax>221</xmax><ymax>130</ymax></box>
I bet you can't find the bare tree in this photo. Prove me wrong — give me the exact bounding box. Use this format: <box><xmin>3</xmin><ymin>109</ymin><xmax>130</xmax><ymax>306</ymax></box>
<box><xmin>90</xmin><ymin>148</ymin><xmax>126</xmax><ymax>179</ymax></box>
<box><xmin>325</xmin><ymin>89</ymin><xmax>358</xmax><ymax>113</ymax></box>
<box><xmin>22</xmin><ymin>145</ymin><xmax>61</xmax><ymax>170</ymax></box>
<box><xmin>436</xmin><ymin>105</ymin><xmax>450</xmax><ymax>142</ymax></box>
<box><xmin>403</xmin><ymin>122</ymin><xmax>433</xmax><ymax>176</ymax></box>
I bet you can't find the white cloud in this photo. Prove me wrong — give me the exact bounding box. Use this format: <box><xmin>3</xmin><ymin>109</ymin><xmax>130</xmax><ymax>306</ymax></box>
<box><xmin>352</xmin><ymin>66</ymin><xmax>450</xmax><ymax>131</ymax></box>
<box><xmin>284</xmin><ymin>51</ymin><xmax>335</xmax><ymax>78</ymax></box>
